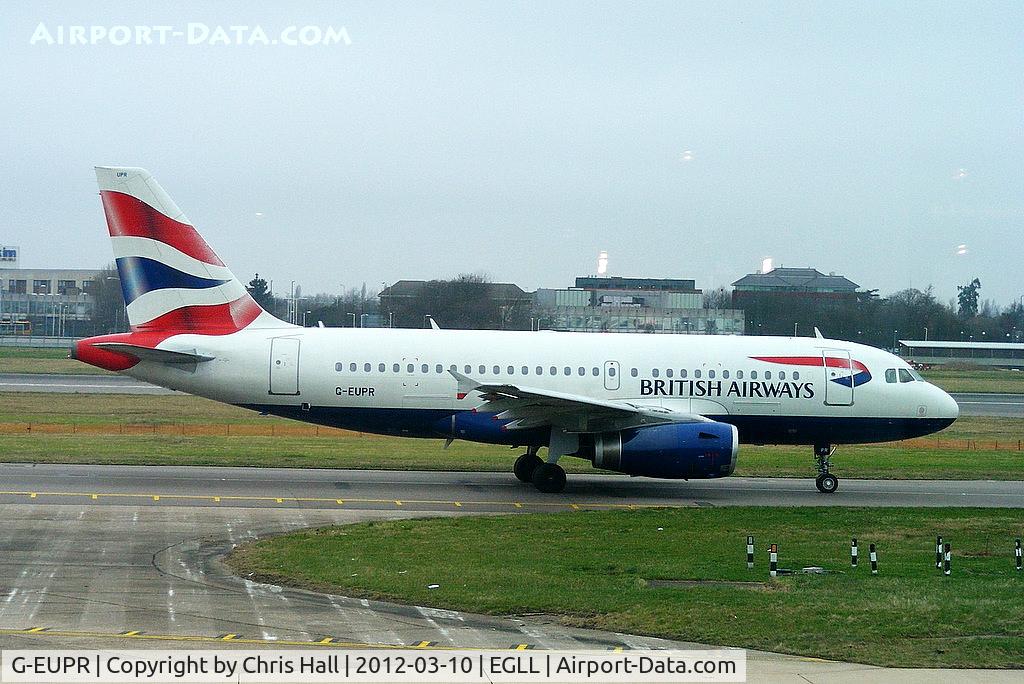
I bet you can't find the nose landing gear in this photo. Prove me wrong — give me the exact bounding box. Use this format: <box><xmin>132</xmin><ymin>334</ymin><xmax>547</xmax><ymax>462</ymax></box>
<box><xmin>814</xmin><ymin>443</ymin><xmax>839</xmax><ymax>493</ymax></box>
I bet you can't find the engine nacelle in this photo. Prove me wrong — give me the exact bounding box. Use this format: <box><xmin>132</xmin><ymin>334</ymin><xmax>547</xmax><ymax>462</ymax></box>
<box><xmin>580</xmin><ymin>421</ymin><xmax>738</xmax><ymax>479</ymax></box>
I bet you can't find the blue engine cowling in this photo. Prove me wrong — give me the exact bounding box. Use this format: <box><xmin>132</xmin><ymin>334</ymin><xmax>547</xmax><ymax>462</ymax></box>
<box><xmin>583</xmin><ymin>421</ymin><xmax>738</xmax><ymax>479</ymax></box>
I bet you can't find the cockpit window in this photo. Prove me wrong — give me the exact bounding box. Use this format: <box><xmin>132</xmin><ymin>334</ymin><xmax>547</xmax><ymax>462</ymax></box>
<box><xmin>898</xmin><ymin>368</ymin><xmax>915</xmax><ymax>383</ymax></box>
<box><xmin>909</xmin><ymin>369</ymin><xmax>924</xmax><ymax>382</ymax></box>
<box><xmin>885</xmin><ymin>369</ymin><xmax>897</xmax><ymax>384</ymax></box>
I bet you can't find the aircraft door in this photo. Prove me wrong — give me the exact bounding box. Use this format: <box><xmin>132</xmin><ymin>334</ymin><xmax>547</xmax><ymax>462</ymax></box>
<box><xmin>823</xmin><ymin>348</ymin><xmax>854</xmax><ymax>406</ymax></box>
<box><xmin>269</xmin><ymin>338</ymin><xmax>300</xmax><ymax>395</ymax></box>
<box><xmin>603</xmin><ymin>361</ymin><xmax>620</xmax><ymax>391</ymax></box>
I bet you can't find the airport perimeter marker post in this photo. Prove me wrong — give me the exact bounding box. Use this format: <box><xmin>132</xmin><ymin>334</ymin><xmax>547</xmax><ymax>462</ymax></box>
<box><xmin>935</xmin><ymin>536</ymin><xmax>943</xmax><ymax>569</ymax></box>
<box><xmin>944</xmin><ymin>543</ymin><xmax>951</xmax><ymax>576</ymax></box>
<box><xmin>869</xmin><ymin>544</ymin><xmax>878</xmax><ymax>575</ymax></box>
<box><xmin>851</xmin><ymin>538</ymin><xmax>858</xmax><ymax>568</ymax></box>
<box><xmin>1016</xmin><ymin>539</ymin><xmax>1021</xmax><ymax>571</ymax></box>
<box><xmin>746</xmin><ymin>535</ymin><xmax>754</xmax><ymax>569</ymax></box>
<box><xmin>769</xmin><ymin>544</ymin><xmax>778</xmax><ymax>578</ymax></box>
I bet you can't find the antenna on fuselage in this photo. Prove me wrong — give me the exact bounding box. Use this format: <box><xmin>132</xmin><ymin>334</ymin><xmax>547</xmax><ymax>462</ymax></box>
<box><xmin>814</xmin><ymin>327</ymin><xmax>825</xmax><ymax>339</ymax></box>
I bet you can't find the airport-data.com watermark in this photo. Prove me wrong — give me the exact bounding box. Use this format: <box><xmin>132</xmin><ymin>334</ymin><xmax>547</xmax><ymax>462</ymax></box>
<box><xmin>29</xmin><ymin>22</ymin><xmax>352</xmax><ymax>47</ymax></box>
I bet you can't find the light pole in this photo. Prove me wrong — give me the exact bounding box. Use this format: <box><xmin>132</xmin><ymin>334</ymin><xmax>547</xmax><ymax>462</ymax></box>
<box><xmin>360</xmin><ymin>313</ymin><xmax>368</xmax><ymax>328</ymax></box>
<box><xmin>289</xmin><ymin>280</ymin><xmax>296</xmax><ymax>324</ymax></box>
<box><xmin>924</xmin><ymin>327</ymin><xmax>928</xmax><ymax>341</ymax></box>
<box><xmin>347</xmin><ymin>312</ymin><xmax>356</xmax><ymax>328</ymax></box>
<box><xmin>892</xmin><ymin>329</ymin><xmax>898</xmax><ymax>351</ymax></box>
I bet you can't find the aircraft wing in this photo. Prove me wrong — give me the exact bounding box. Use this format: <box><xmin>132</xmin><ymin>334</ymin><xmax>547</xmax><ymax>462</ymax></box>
<box><xmin>449</xmin><ymin>370</ymin><xmax>710</xmax><ymax>433</ymax></box>
<box><xmin>91</xmin><ymin>343</ymin><xmax>214</xmax><ymax>365</ymax></box>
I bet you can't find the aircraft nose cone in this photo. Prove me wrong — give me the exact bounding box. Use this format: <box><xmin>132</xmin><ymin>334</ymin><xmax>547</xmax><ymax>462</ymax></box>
<box><xmin>937</xmin><ymin>387</ymin><xmax>960</xmax><ymax>421</ymax></box>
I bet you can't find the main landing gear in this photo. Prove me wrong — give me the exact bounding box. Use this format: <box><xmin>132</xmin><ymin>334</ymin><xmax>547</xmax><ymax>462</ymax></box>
<box><xmin>514</xmin><ymin>430</ymin><xmax>576</xmax><ymax>494</ymax></box>
<box><xmin>513</xmin><ymin>448</ymin><xmax>567</xmax><ymax>493</ymax></box>
<box><xmin>814</xmin><ymin>443</ymin><xmax>839</xmax><ymax>494</ymax></box>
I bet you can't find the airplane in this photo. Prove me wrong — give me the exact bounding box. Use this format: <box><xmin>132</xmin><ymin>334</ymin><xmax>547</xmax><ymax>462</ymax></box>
<box><xmin>72</xmin><ymin>167</ymin><xmax>960</xmax><ymax>494</ymax></box>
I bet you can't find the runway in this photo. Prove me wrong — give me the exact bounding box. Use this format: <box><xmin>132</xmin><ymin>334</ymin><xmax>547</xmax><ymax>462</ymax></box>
<box><xmin>0</xmin><ymin>372</ymin><xmax>179</xmax><ymax>394</ymax></box>
<box><xmin>2</xmin><ymin>373</ymin><xmax>1021</xmax><ymax>417</ymax></box>
<box><xmin>1</xmin><ymin>463</ymin><xmax>1022</xmax><ymax>510</ymax></box>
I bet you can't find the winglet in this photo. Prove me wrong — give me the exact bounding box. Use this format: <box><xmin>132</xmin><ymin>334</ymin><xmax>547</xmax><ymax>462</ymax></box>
<box><xmin>448</xmin><ymin>369</ymin><xmax>480</xmax><ymax>400</ymax></box>
<box><xmin>814</xmin><ymin>327</ymin><xmax>825</xmax><ymax>339</ymax></box>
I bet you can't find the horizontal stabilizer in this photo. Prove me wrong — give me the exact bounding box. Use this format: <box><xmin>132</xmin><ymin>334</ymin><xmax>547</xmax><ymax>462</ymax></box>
<box><xmin>92</xmin><ymin>342</ymin><xmax>214</xmax><ymax>364</ymax></box>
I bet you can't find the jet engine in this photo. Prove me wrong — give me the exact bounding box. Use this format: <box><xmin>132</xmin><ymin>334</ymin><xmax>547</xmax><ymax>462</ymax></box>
<box><xmin>578</xmin><ymin>421</ymin><xmax>738</xmax><ymax>479</ymax></box>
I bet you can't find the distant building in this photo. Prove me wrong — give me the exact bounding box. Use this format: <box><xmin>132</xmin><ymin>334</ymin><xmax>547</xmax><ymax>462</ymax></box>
<box><xmin>535</xmin><ymin>276</ymin><xmax>743</xmax><ymax>335</ymax></box>
<box><xmin>0</xmin><ymin>267</ymin><xmax>100</xmax><ymax>337</ymax></box>
<box><xmin>379</xmin><ymin>280</ymin><xmax>532</xmax><ymax>311</ymax></box>
<box><xmin>899</xmin><ymin>340</ymin><xmax>1024</xmax><ymax>369</ymax></box>
<box><xmin>732</xmin><ymin>267</ymin><xmax>860</xmax><ymax>305</ymax></box>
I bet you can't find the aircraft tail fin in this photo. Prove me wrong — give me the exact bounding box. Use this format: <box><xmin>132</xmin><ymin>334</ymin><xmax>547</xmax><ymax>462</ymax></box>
<box><xmin>94</xmin><ymin>166</ymin><xmax>287</xmax><ymax>333</ymax></box>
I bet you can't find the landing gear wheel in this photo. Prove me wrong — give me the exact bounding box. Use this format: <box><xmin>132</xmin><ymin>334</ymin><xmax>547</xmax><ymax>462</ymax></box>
<box><xmin>513</xmin><ymin>453</ymin><xmax>543</xmax><ymax>483</ymax></box>
<box><xmin>813</xmin><ymin>443</ymin><xmax>837</xmax><ymax>494</ymax></box>
<box><xmin>816</xmin><ymin>473</ymin><xmax>838</xmax><ymax>494</ymax></box>
<box><xmin>532</xmin><ymin>463</ymin><xmax>567</xmax><ymax>493</ymax></box>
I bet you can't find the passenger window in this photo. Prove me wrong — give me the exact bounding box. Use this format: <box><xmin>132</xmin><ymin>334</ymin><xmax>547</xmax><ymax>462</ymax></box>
<box><xmin>564</xmin><ymin>367</ymin><xmax>571</xmax><ymax>376</ymax></box>
<box><xmin>522</xmin><ymin>366</ymin><xmax>529</xmax><ymax>375</ymax></box>
<box><xmin>751</xmin><ymin>371</ymin><xmax>758</xmax><ymax>380</ymax></box>
<box><xmin>885</xmin><ymin>369</ymin><xmax>897</xmax><ymax>383</ymax></box>
<box><xmin>350</xmin><ymin>362</ymin><xmax>357</xmax><ymax>372</ymax></box>
<box><xmin>436</xmin><ymin>364</ymin><xmax>443</xmax><ymax>373</ymax></box>
<box><xmin>722</xmin><ymin>370</ymin><xmax>730</xmax><ymax>379</ymax></box>
<box><xmin>608</xmin><ymin>367</ymin><xmax>616</xmax><ymax>377</ymax></box>
<box><xmin>899</xmin><ymin>368</ymin><xmax>914</xmax><ymax>383</ymax></box>
<box><xmin>551</xmin><ymin>366</ymin><xmax>558</xmax><ymax>375</ymax></box>
<box><xmin>736</xmin><ymin>370</ymin><xmax>743</xmax><ymax>379</ymax></box>
<box><xmin>666</xmin><ymin>369</ymin><xmax>674</xmax><ymax>378</ymax></box>
<box><xmin>408</xmin><ymin>364</ymin><xmax>415</xmax><ymax>373</ymax></box>
<box><xmin>378</xmin><ymin>363</ymin><xmax>385</xmax><ymax>372</ymax></box>
<box><xmin>363</xmin><ymin>363</ymin><xmax>371</xmax><ymax>372</ymax></box>
<box><xmin>464</xmin><ymin>365</ymin><xmax>472</xmax><ymax>374</ymax></box>
<box><xmin>630</xmin><ymin>368</ymin><xmax>638</xmax><ymax>377</ymax></box>
<box><xmin>764</xmin><ymin>371</ymin><xmax>772</xmax><ymax>380</ymax></box>
<box><xmin>592</xmin><ymin>367</ymin><xmax>599</xmax><ymax>376</ymax></box>
<box><xmin>536</xmin><ymin>366</ymin><xmax>543</xmax><ymax>375</ymax></box>
<box><xmin>694</xmin><ymin>370</ymin><xmax>702</xmax><ymax>379</ymax></box>
<box><xmin>493</xmin><ymin>365</ymin><xmax>500</xmax><ymax>374</ymax></box>
<box><xmin>393</xmin><ymin>363</ymin><xmax>400</xmax><ymax>373</ymax></box>
<box><xmin>421</xmin><ymin>364</ymin><xmax>429</xmax><ymax>373</ymax></box>
<box><xmin>450</xmin><ymin>364</ymin><xmax>457</xmax><ymax>372</ymax></box>
<box><xmin>335</xmin><ymin>362</ymin><xmax>343</xmax><ymax>372</ymax></box>
<box><xmin>680</xmin><ymin>369</ymin><xmax>687</xmax><ymax>378</ymax></box>
<box><xmin>779</xmin><ymin>371</ymin><xmax>786</xmax><ymax>380</ymax></box>
<box><xmin>708</xmin><ymin>370</ymin><xmax>716</xmax><ymax>379</ymax></box>
<box><xmin>792</xmin><ymin>371</ymin><xmax>799</xmax><ymax>380</ymax></box>
<box><xmin>479</xmin><ymin>365</ymin><xmax>486</xmax><ymax>374</ymax></box>
<box><xmin>652</xmin><ymin>368</ymin><xmax>660</xmax><ymax>378</ymax></box>
<box><xmin>578</xmin><ymin>367</ymin><xmax>586</xmax><ymax>376</ymax></box>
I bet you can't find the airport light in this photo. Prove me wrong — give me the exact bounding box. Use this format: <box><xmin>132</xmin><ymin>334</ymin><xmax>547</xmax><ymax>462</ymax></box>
<box><xmin>360</xmin><ymin>313</ymin><xmax>368</xmax><ymax>328</ymax></box>
<box><xmin>347</xmin><ymin>312</ymin><xmax>356</xmax><ymax>328</ymax></box>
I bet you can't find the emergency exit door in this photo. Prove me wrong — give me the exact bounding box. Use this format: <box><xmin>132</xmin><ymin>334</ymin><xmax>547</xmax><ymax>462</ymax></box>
<box><xmin>269</xmin><ymin>338</ymin><xmax>300</xmax><ymax>395</ymax></box>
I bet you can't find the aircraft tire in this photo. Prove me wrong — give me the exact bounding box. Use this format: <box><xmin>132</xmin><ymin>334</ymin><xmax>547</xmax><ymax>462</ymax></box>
<box><xmin>532</xmin><ymin>463</ymin><xmax>567</xmax><ymax>493</ymax></box>
<box><xmin>513</xmin><ymin>453</ymin><xmax>543</xmax><ymax>483</ymax></box>
<box><xmin>817</xmin><ymin>474</ymin><xmax>838</xmax><ymax>494</ymax></box>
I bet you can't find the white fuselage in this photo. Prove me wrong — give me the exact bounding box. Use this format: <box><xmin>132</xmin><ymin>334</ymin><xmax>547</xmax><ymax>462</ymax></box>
<box><xmin>122</xmin><ymin>327</ymin><xmax>959</xmax><ymax>447</ymax></box>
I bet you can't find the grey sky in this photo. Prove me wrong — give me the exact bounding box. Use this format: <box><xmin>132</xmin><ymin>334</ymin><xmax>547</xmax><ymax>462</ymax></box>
<box><xmin>2</xmin><ymin>2</ymin><xmax>1021</xmax><ymax>304</ymax></box>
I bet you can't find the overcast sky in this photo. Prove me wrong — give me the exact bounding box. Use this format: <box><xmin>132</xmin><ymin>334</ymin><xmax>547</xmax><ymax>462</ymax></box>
<box><xmin>2</xmin><ymin>2</ymin><xmax>1021</xmax><ymax>304</ymax></box>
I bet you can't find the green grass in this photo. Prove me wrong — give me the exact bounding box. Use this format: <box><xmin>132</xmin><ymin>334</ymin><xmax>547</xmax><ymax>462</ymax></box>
<box><xmin>922</xmin><ymin>368</ymin><xmax>1024</xmax><ymax>394</ymax></box>
<box><xmin>227</xmin><ymin>508</ymin><xmax>1024</xmax><ymax>668</ymax></box>
<box><xmin>0</xmin><ymin>346</ymin><xmax>108</xmax><ymax>375</ymax></box>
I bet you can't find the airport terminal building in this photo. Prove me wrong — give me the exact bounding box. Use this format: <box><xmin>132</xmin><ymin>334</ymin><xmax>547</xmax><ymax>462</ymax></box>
<box><xmin>534</xmin><ymin>276</ymin><xmax>744</xmax><ymax>334</ymax></box>
<box><xmin>0</xmin><ymin>265</ymin><xmax>100</xmax><ymax>337</ymax></box>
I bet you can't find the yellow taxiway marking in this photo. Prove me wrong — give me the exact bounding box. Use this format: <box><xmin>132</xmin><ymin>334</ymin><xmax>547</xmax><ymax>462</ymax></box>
<box><xmin>515</xmin><ymin>644</ymin><xmax>529</xmax><ymax>650</ymax></box>
<box><xmin>0</xmin><ymin>627</ymin><xmax>552</xmax><ymax>652</ymax></box>
<box><xmin>0</xmin><ymin>490</ymin><xmax>692</xmax><ymax>511</ymax></box>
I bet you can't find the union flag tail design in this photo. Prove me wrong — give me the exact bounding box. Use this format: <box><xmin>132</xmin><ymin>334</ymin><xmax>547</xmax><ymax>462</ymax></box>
<box><xmin>95</xmin><ymin>167</ymin><xmax>282</xmax><ymax>332</ymax></box>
